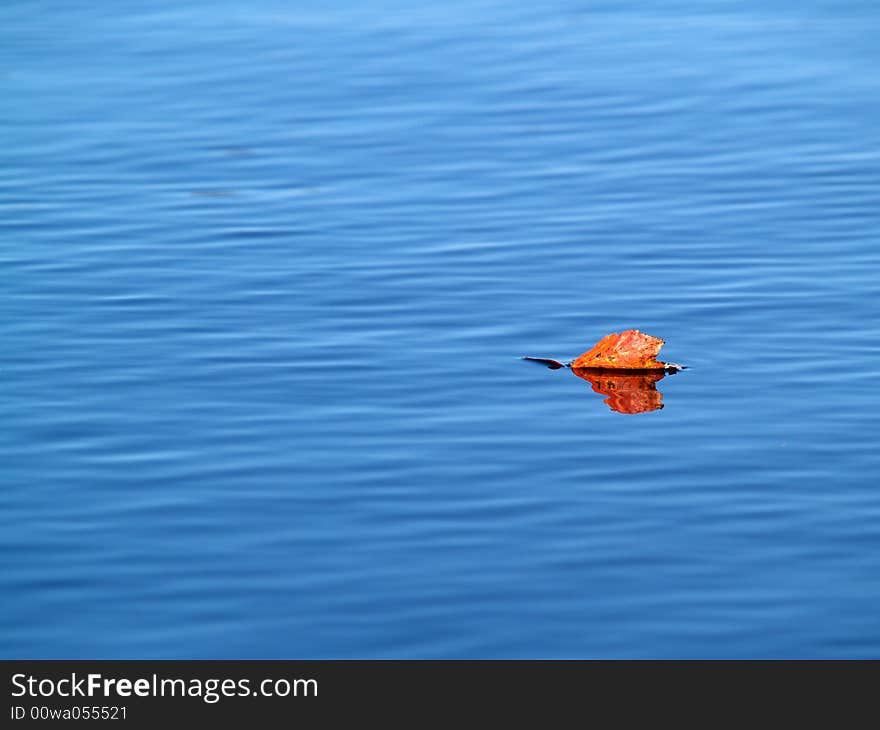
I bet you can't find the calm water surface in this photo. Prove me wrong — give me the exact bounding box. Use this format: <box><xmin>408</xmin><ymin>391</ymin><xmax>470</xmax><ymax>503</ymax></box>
<box><xmin>3</xmin><ymin>0</ymin><xmax>880</xmax><ymax>657</ymax></box>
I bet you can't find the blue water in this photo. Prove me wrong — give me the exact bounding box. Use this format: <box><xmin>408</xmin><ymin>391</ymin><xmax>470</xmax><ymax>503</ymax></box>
<box><xmin>3</xmin><ymin>0</ymin><xmax>880</xmax><ymax>658</ymax></box>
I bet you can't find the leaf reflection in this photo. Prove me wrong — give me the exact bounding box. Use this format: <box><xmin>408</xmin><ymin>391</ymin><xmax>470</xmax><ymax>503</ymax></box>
<box><xmin>571</xmin><ymin>368</ymin><xmax>674</xmax><ymax>414</ymax></box>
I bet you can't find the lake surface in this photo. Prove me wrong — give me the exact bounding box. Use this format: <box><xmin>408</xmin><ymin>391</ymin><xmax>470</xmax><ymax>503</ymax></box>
<box><xmin>3</xmin><ymin>0</ymin><xmax>880</xmax><ymax>658</ymax></box>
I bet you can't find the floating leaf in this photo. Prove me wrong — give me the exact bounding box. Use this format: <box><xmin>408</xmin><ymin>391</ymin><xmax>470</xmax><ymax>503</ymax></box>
<box><xmin>570</xmin><ymin>329</ymin><xmax>676</xmax><ymax>370</ymax></box>
<box><xmin>522</xmin><ymin>330</ymin><xmax>684</xmax><ymax>413</ymax></box>
<box><xmin>571</xmin><ymin>369</ymin><xmax>667</xmax><ymax>414</ymax></box>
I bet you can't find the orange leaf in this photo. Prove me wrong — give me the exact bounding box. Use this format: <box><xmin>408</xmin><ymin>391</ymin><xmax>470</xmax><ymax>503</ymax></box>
<box><xmin>570</xmin><ymin>329</ymin><xmax>672</xmax><ymax>370</ymax></box>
